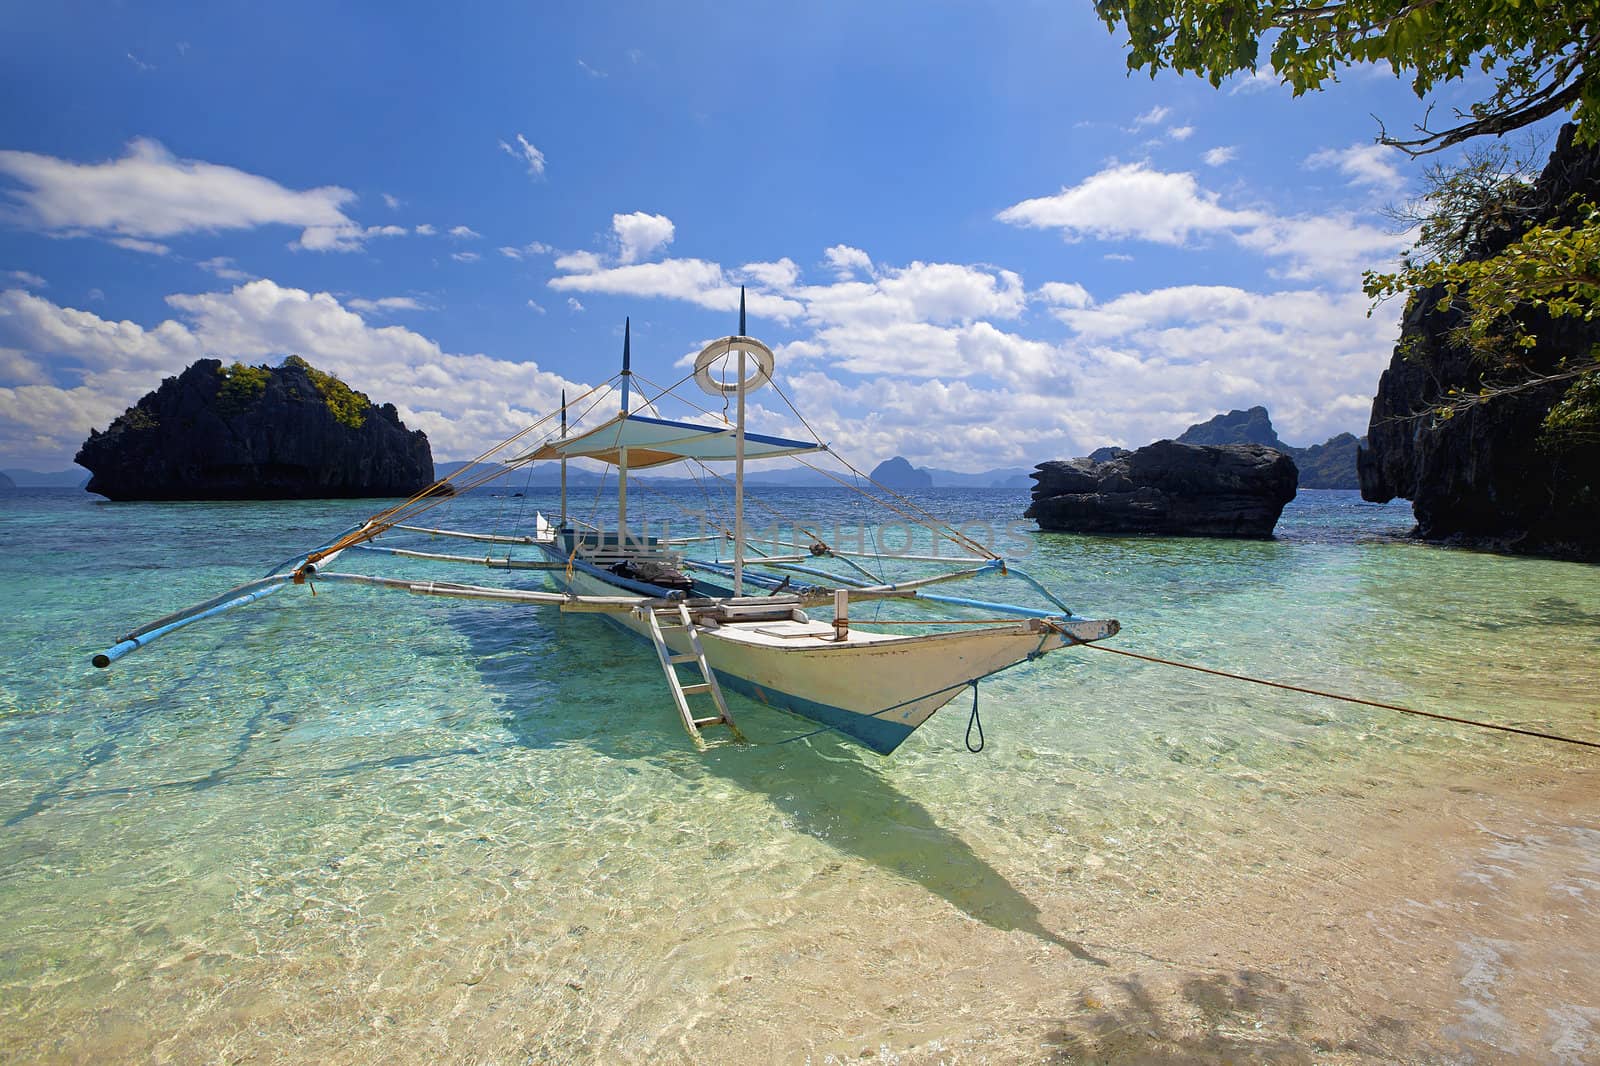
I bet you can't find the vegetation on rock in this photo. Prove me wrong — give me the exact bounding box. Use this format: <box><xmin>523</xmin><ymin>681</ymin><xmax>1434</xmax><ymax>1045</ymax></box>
<box><xmin>283</xmin><ymin>355</ymin><xmax>370</xmax><ymax>428</ymax></box>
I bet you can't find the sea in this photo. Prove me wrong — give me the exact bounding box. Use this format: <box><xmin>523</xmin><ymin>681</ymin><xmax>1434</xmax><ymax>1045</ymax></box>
<box><xmin>1</xmin><ymin>485</ymin><xmax>1597</xmax><ymax>1063</ymax></box>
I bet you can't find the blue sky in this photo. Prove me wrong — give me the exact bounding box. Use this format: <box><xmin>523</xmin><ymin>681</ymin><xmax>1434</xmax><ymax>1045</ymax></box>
<box><xmin>0</xmin><ymin>2</ymin><xmax>1523</xmax><ymax>472</ymax></box>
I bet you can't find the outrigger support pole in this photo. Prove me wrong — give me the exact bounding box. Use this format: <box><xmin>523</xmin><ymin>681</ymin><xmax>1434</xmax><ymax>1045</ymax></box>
<box><xmin>618</xmin><ymin>318</ymin><xmax>631</xmax><ymax>545</ymax></box>
<box><xmin>559</xmin><ymin>388</ymin><xmax>568</xmax><ymax>528</ymax></box>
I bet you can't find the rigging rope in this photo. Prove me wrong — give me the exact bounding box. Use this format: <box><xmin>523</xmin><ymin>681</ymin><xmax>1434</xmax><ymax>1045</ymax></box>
<box><xmin>1082</xmin><ymin>643</ymin><xmax>1600</xmax><ymax>752</ymax></box>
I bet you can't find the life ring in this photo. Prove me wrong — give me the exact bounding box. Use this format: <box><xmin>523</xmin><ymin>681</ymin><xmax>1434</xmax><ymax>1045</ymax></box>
<box><xmin>693</xmin><ymin>336</ymin><xmax>775</xmax><ymax>396</ymax></box>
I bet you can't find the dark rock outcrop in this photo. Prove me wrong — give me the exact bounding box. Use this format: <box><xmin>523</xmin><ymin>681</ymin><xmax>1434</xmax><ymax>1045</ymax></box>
<box><xmin>1359</xmin><ymin>125</ymin><xmax>1600</xmax><ymax>560</ymax></box>
<box><xmin>1027</xmin><ymin>440</ymin><xmax>1298</xmax><ymax>538</ymax></box>
<box><xmin>869</xmin><ymin>456</ymin><xmax>933</xmax><ymax>490</ymax></box>
<box><xmin>1177</xmin><ymin>406</ymin><xmax>1362</xmax><ymax>489</ymax></box>
<box><xmin>76</xmin><ymin>358</ymin><xmax>438</xmax><ymax>500</ymax></box>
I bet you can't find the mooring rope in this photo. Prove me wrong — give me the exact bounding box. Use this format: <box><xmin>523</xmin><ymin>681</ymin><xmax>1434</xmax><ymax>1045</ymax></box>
<box><xmin>1082</xmin><ymin>643</ymin><xmax>1600</xmax><ymax>751</ymax></box>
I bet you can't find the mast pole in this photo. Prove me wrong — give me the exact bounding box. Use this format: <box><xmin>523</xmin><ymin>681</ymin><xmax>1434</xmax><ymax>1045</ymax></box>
<box><xmin>733</xmin><ymin>288</ymin><xmax>747</xmax><ymax>596</ymax></box>
<box><xmin>559</xmin><ymin>389</ymin><xmax>568</xmax><ymax>528</ymax></box>
<box><xmin>617</xmin><ymin>318</ymin><xmax>630</xmax><ymax>546</ymax></box>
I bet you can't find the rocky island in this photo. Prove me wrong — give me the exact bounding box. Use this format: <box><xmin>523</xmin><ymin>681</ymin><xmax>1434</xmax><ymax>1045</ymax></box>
<box><xmin>1027</xmin><ymin>440</ymin><xmax>1298</xmax><ymax>538</ymax></box>
<box><xmin>76</xmin><ymin>357</ymin><xmax>438</xmax><ymax>501</ymax></box>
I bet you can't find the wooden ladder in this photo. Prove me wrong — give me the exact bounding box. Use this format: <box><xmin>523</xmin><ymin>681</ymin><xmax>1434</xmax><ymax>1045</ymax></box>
<box><xmin>640</xmin><ymin>603</ymin><xmax>745</xmax><ymax>748</ymax></box>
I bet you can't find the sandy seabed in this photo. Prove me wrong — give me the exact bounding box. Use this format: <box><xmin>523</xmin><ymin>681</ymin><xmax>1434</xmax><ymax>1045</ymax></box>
<box><xmin>8</xmin><ymin>764</ymin><xmax>1595</xmax><ymax>1066</ymax></box>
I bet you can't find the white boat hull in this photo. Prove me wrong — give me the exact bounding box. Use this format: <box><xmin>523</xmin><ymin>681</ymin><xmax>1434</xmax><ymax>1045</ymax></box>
<box><xmin>546</xmin><ymin>554</ymin><xmax>1097</xmax><ymax>754</ymax></box>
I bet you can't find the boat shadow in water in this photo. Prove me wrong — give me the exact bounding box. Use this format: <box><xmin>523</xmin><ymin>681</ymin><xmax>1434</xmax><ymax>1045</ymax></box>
<box><xmin>481</xmin><ymin>608</ymin><xmax>1108</xmax><ymax>963</ymax></box>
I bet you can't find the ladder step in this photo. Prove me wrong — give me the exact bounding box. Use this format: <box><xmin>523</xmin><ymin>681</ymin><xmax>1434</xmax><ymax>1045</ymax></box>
<box><xmin>680</xmin><ymin>682</ymin><xmax>713</xmax><ymax>695</ymax></box>
<box><xmin>693</xmin><ymin>716</ymin><xmax>726</xmax><ymax>728</ymax></box>
<box><xmin>668</xmin><ymin>653</ymin><xmax>697</xmax><ymax>664</ymax></box>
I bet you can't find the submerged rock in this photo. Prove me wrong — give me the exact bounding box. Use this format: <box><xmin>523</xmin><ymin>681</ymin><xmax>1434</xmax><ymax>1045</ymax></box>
<box><xmin>76</xmin><ymin>357</ymin><xmax>439</xmax><ymax>501</ymax></box>
<box><xmin>1027</xmin><ymin>441</ymin><xmax>1298</xmax><ymax>538</ymax></box>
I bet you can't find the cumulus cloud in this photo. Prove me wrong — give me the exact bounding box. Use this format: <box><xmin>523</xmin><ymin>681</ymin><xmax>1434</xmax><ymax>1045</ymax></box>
<box><xmin>382</xmin><ymin>193</ymin><xmax>402</xmax><ymax>210</ymax></box>
<box><xmin>499</xmin><ymin>134</ymin><xmax>546</xmax><ymax>177</ymax></box>
<box><xmin>1202</xmin><ymin>146</ymin><xmax>1237</xmax><ymax>166</ymax></box>
<box><xmin>998</xmin><ymin>163</ymin><xmax>1264</xmax><ymax>245</ymax></box>
<box><xmin>449</xmin><ymin>225</ymin><xmax>481</xmax><ymax>239</ymax></box>
<box><xmin>824</xmin><ymin>245</ymin><xmax>873</xmax><ymax>279</ymax></box>
<box><xmin>6</xmin><ymin>270</ymin><xmax>47</xmax><ymax>289</ymax></box>
<box><xmin>740</xmin><ymin>258</ymin><xmax>800</xmax><ymax>291</ymax></box>
<box><xmin>0</xmin><ymin>138</ymin><xmax>364</xmax><ymax>252</ymax></box>
<box><xmin>414</xmin><ymin>223</ymin><xmax>436</xmax><ymax>236</ymax></box>
<box><xmin>611</xmin><ymin>211</ymin><xmax>674</xmax><ymax>264</ymax></box>
<box><xmin>450</xmin><ymin>251</ymin><xmax>480</xmax><ymax>263</ymax></box>
<box><xmin>1168</xmin><ymin>125</ymin><xmax>1195</xmax><ymax>141</ymax></box>
<box><xmin>1305</xmin><ymin>142</ymin><xmax>1408</xmax><ymax>191</ymax></box>
<box><xmin>0</xmin><ymin>281</ymin><xmax>586</xmax><ymax>467</ymax></box>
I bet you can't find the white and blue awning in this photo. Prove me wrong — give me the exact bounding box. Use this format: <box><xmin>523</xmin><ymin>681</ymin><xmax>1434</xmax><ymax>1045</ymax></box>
<box><xmin>522</xmin><ymin>413</ymin><xmax>825</xmax><ymax>469</ymax></box>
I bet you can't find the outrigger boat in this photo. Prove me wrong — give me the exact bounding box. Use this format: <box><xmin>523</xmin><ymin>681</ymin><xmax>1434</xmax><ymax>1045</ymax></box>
<box><xmin>92</xmin><ymin>293</ymin><xmax>1119</xmax><ymax>755</ymax></box>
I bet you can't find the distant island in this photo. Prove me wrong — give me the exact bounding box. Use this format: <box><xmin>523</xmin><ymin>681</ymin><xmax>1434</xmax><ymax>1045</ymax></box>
<box><xmin>76</xmin><ymin>357</ymin><xmax>438</xmax><ymax>501</ymax></box>
<box><xmin>1172</xmin><ymin>407</ymin><xmax>1361</xmax><ymax>490</ymax></box>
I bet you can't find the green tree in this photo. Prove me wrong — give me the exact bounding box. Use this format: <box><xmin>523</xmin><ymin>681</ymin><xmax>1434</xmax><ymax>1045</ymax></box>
<box><xmin>1094</xmin><ymin>0</ymin><xmax>1600</xmax><ymax>154</ymax></box>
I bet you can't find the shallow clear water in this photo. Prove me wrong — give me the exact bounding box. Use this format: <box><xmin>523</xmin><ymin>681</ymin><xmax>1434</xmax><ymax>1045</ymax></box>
<box><xmin>1</xmin><ymin>486</ymin><xmax>1596</xmax><ymax>1061</ymax></box>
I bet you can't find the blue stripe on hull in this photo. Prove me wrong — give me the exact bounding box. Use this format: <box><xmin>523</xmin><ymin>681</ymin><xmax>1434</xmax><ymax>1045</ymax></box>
<box><xmin>712</xmin><ymin>671</ymin><xmax>916</xmax><ymax>755</ymax></box>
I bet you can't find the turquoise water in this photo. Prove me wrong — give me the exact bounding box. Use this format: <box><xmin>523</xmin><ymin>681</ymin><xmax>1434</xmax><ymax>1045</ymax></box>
<box><xmin>1</xmin><ymin>486</ymin><xmax>1597</xmax><ymax>1061</ymax></box>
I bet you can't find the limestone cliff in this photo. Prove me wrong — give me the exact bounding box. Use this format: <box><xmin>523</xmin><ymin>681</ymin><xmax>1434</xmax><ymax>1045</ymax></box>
<box><xmin>1357</xmin><ymin>126</ymin><xmax>1600</xmax><ymax>561</ymax></box>
<box><xmin>76</xmin><ymin>357</ymin><xmax>438</xmax><ymax>501</ymax></box>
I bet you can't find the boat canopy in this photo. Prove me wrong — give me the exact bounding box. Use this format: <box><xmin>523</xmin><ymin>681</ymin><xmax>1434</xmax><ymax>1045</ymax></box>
<box><xmin>520</xmin><ymin>412</ymin><xmax>826</xmax><ymax>469</ymax></box>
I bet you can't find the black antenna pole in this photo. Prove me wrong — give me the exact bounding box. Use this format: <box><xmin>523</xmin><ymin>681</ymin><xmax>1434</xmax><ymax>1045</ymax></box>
<box><xmin>738</xmin><ymin>286</ymin><xmax>746</xmax><ymax>336</ymax></box>
<box><xmin>560</xmin><ymin>388</ymin><xmax>566</xmax><ymax>434</ymax></box>
<box><xmin>620</xmin><ymin>317</ymin><xmax>631</xmax><ymax>412</ymax></box>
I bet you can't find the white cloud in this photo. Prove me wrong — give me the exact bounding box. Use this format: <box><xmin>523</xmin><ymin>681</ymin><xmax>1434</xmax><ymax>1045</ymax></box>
<box><xmin>0</xmin><ymin>281</ymin><xmax>587</xmax><ymax>467</ymax></box>
<box><xmin>414</xmin><ymin>223</ymin><xmax>436</xmax><ymax>236</ymax></box>
<box><xmin>527</xmin><ymin>299</ymin><xmax>546</xmax><ymax>313</ymax></box>
<box><xmin>382</xmin><ymin>193</ymin><xmax>402</xmax><ymax>210</ymax></box>
<box><xmin>550</xmin><ymin>257</ymin><xmax>803</xmax><ymax>321</ymax></box>
<box><xmin>498</xmin><ymin>134</ymin><xmax>546</xmax><ymax>178</ymax></box>
<box><xmin>197</xmin><ymin>256</ymin><xmax>253</xmax><ymax>281</ymax></box>
<box><xmin>449</xmin><ymin>225</ymin><xmax>480</xmax><ymax>239</ymax></box>
<box><xmin>997</xmin><ymin>163</ymin><xmax>1265</xmax><ymax>245</ymax></box>
<box><xmin>578</xmin><ymin>59</ymin><xmax>607</xmax><ymax>78</ymax></box>
<box><xmin>740</xmin><ymin>258</ymin><xmax>800</xmax><ymax>291</ymax></box>
<box><xmin>1131</xmin><ymin>105</ymin><xmax>1170</xmax><ymax>127</ymax></box>
<box><xmin>1230</xmin><ymin>66</ymin><xmax>1280</xmax><ymax>94</ymax></box>
<box><xmin>1305</xmin><ymin>143</ymin><xmax>1408</xmax><ymax>191</ymax></box>
<box><xmin>0</xmin><ymin>138</ymin><xmax>362</xmax><ymax>252</ymax></box>
<box><xmin>1036</xmin><ymin>281</ymin><xmax>1092</xmax><ymax>308</ymax></box>
<box><xmin>6</xmin><ymin>270</ymin><xmax>46</xmax><ymax>289</ymax></box>
<box><xmin>450</xmin><ymin>251</ymin><xmax>480</xmax><ymax>263</ymax></box>
<box><xmin>1202</xmin><ymin>146</ymin><xmax>1237</xmax><ymax>166</ymax></box>
<box><xmin>612</xmin><ymin>211</ymin><xmax>675</xmax><ymax>264</ymax></box>
<box><xmin>824</xmin><ymin>245</ymin><xmax>873</xmax><ymax>279</ymax></box>
<box><xmin>998</xmin><ymin>162</ymin><xmax>1405</xmax><ymax>279</ymax></box>
<box><xmin>1104</xmin><ymin>252</ymin><xmax>1135</xmax><ymax>262</ymax></box>
<box><xmin>1168</xmin><ymin>125</ymin><xmax>1195</xmax><ymax>141</ymax></box>
<box><xmin>554</xmin><ymin>250</ymin><xmax>603</xmax><ymax>272</ymax></box>
<box><xmin>348</xmin><ymin>296</ymin><xmax>425</xmax><ymax>315</ymax></box>
<box><xmin>499</xmin><ymin>241</ymin><xmax>552</xmax><ymax>260</ymax></box>
<box><xmin>109</xmin><ymin>237</ymin><xmax>171</xmax><ymax>255</ymax></box>
<box><xmin>567</xmin><ymin>297</ymin><xmax>585</xmax><ymax>312</ymax></box>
